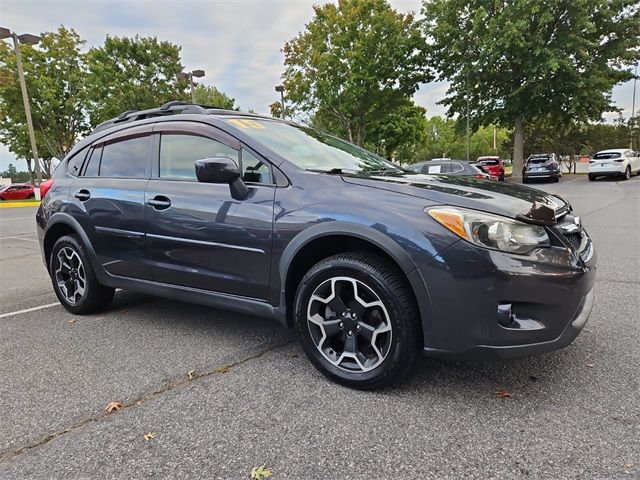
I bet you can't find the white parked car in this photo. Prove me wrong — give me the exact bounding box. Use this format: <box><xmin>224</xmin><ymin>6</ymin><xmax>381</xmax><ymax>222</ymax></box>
<box><xmin>588</xmin><ymin>149</ymin><xmax>640</xmax><ymax>181</ymax></box>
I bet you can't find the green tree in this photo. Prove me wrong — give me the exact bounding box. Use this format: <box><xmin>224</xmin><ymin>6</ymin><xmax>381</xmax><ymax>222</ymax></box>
<box><xmin>422</xmin><ymin>0</ymin><xmax>640</xmax><ymax>177</ymax></box>
<box><xmin>86</xmin><ymin>35</ymin><xmax>185</xmax><ymax>126</ymax></box>
<box><xmin>280</xmin><ymin>0</ymin><xmax>429</xmax><ymax>154</ymax></box>
<box><xmin>0</xmin><ymin>27</ymin><xmax>83</xmax><ymax>177</ymax></box>
<box><xmin>193</xmin><ymin>84</ymin><xmax>237</xmax><ymax>109</ymax></box>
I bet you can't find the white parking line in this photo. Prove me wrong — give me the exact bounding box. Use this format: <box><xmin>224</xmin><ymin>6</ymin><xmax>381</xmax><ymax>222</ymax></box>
<box><xmin>0</xmin><ymin>302</ymin><xmax>60</xmax><ymax>319</ymax></box>
<box><xmin>0</xmin><ymin>234</ymin><xmax>38</xmax><ymax>241</ymax></box>
<box><xmin>0</xmin><ymin>216</ymin><xmax>33</xmax><ymax>221</ymax></box>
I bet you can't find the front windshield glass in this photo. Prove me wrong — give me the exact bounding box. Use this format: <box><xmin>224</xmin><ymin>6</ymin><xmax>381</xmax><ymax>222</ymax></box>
<box><xmin>224</xmin><ymin>118</ymin><xmax>402</xmax><ymax>173</ymax></box>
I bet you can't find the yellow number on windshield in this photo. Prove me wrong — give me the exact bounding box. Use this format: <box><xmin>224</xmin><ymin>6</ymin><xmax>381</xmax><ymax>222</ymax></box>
<box><xmin>228</xmin><ymin>119</ymin><xmax>266</xmax><ymax>129</ymax></box>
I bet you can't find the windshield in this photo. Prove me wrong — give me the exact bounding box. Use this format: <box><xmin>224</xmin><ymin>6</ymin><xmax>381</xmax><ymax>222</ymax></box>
<box><xmin>224</xmin><ymin>118</ymin><xmax>402</xmax><ymax>173</ymax></box>
<box><xmin>593</xmin><ymin>152</ymin><xmax>621</xmax><ymax>160</ymax></box>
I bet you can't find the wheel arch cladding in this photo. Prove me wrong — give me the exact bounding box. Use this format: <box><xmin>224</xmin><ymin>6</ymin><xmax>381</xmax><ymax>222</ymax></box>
<box><xmin>279</xmin><ymin>223</ymin><xmax>430</xmax><ymax>329</ymax></box>
<box><xmin>43</xmin><ymin>214</ymin><xmax>97</xmax><ymax>273</ymax></box>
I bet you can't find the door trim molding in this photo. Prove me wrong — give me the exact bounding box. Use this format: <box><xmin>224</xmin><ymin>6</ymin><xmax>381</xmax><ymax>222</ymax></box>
<box><xmin>147</xmin><ymin>233</ymin><xmax>265</xmax><ymax>254</ymax></box>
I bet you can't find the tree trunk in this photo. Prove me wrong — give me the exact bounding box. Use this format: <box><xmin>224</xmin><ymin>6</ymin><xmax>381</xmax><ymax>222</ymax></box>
<box><xmin>512</xmin><ymin>115</ymin><xmax>524</xmax><ymax>180</ymax></box>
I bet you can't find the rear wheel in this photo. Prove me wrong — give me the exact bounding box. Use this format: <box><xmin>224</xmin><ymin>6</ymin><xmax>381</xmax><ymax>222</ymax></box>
<box><xmin>623</xmin><ymin>166</ymin><xmax>631</xmax><ymax>180</ymax></box>
<box><xmin>50</xmin><ymin>235</ymin><xmax>114</xmax><ymax>314</ymax></box>
<box><xmin>294</xmin><ymin>252</ymin><xmax>421</xmax><ymax>390</ymax></box>
<box><xmin>588</xmin><ymin>174</ymin><xmax>596</xmax><ymax>182</ymax></box>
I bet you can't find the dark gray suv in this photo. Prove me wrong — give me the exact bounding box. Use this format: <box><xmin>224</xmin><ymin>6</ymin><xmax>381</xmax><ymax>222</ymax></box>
<box><xmin>37</xmin><ymin>102</ymin><xmax>596</xmax><ymax>389</ymax></box>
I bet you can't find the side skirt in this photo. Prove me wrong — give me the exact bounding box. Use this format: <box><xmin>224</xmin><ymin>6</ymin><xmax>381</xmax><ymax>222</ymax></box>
<box><xmin>101</xmin><ymin>274</ymin><xmax>281</xmax><ymax>324</ymax></box>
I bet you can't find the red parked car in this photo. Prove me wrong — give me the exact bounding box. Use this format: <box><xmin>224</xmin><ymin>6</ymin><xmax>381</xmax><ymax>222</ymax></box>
<box><xmin>473</xmin><ymin>156</ymin><xmax>505</xmax><ymax>181</ymax></box>
<box><xmin>0</xmin><ymin>183</ymin><xmax>35</xmax><ymax>200</ymax></box>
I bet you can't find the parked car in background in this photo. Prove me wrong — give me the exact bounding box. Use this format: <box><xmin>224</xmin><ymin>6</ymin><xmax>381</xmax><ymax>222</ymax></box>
<box><xmin>523</xmin><ymin>153</ymin><xmax>561</xmax><ymax>183</ymax></box>
<box><xmin>588</xmin><ymin>149</ymin><xmax>640</xmax><ymax>181</ymax></box>
<box><xmin>407</xmin><ymin>160</ymin><xmax>490</xmax><ymax>179</ymax></box>
<box><xmin>472</xmin><ymin>156</ymin><xmax>505</xmax><ymax>181</ymax></box>
<box><xmin>0</xmin><ymin>183</ymin><xmax>35</xmax><ymax>201</ymax></box>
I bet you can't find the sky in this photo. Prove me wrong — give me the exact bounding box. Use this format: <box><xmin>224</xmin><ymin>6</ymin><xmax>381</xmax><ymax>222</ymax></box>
<box><xmin>0</xmin><ymin>0</ymin><xmax>637</xmax><ymax>171</ymax></box>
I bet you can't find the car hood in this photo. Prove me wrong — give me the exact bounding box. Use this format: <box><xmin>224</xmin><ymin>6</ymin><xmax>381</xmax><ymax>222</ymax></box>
<box><xmin>342</xmin><ymin>173</ymin><xmax>569</xmax><ymax>224</ymax></box>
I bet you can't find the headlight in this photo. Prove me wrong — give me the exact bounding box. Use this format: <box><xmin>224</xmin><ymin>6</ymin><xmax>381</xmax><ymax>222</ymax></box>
<box><xmin>427</xmin><ymin>207</ymin><xmax>550</xmax><ymax>254</ymax></box>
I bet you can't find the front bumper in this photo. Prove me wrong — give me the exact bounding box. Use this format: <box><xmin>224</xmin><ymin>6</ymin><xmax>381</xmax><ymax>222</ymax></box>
<box><xmin>417</xmin><ymin>233</ymin><xmax>596</xmax><ymax>360</ymax></box>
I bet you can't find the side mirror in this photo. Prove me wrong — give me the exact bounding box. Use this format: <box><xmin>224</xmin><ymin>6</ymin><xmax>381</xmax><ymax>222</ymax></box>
<box><xmin>195</xmin><ymin>157</ymin><xmax>248</xmax><ymax>200</ymax></box>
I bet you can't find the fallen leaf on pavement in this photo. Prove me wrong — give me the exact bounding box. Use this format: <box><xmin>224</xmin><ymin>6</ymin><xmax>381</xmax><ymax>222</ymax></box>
<box><xmin>250</xmin><ymin>464</ymin><xmax>273</xmax><ymax>479</ymax></box>
<box><xmin>586</xmin><ymin>362</ymin><xmax>595</xmax><ymax>368</ymax></box>
<box><xmin>143</xmin><ymin>432</ymin><xmax>156</xmax><ymax>441</ymax></box>
<box><xmin>68</xmin><ymin>319</ymin><xmax>76</xmax><ymax>324</ymax></box>
<box><xmin>495</xmin><ymin>389</ymin><xmax>513</xmax><ymax>398</ymax></box>
<box><xmin>136</xmin><ymin>400</ymin><xmax>144</xmax><ymax>406</ymax></box>
<box><xmin>625</xmin><ymin>463</ymin><xmax>635</xmax><ymax>469</ymax></box>
<box><xmin>95</xmin><ymin>316</ymin><xmax>104</xmax><ymax>320</ymax></box>
<box><xmin>187</xmin><ymin>369</ymin><xmax>196</xmax><ymax>380</ymax></box>
<box><xmin>215</xmin><ymin>366</ymin><xmax>230</xmax><ymax>374</ymax></box>
<box><xmin>289</xmin><ymin>352</ymin><xmax>299</xmax><ymax>358</ymax></box>
<box><xmin>105</xmin><ymin>401</ymin><xmax>124</xmax><ymax>413</ymax></box>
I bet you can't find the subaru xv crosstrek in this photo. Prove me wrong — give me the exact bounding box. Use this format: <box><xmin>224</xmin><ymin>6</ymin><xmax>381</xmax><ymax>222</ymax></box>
<box><xmin>37</xmin><ymin>102</ymin><xmax>596</xmax><ymax>389</ymax></box>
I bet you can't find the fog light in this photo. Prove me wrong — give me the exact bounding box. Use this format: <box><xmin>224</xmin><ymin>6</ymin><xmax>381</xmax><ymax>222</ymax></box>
<box><xmin>497</xmin><ymin>303</ymin><xmax>515</xmax><ymax>327</ymax></box>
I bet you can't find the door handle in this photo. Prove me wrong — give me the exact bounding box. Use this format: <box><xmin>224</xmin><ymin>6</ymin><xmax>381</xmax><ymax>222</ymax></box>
<box><xmin>73</xmin><ymin>189</ymin><xmax>91</xmax><ymax>201</ymax></box>
<box><xmin>146</xmin><ymin>195</ymin><xmax>171</xmax><ymax>210</ymax></box>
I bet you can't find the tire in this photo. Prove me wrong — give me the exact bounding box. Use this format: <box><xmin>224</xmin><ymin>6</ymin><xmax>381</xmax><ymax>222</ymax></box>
<box><xmin>588</xmin><ymin>174</ymin><xmax>596</xmax><ymax>182</ymax></box>
<box><xmin>28</xmin><ymin>193</ymin><xmax>35</xmax><ymax>199</ymax></box>
<box><xmin>294</xmin><ymin>251</ymin><xmax>421</xmax><ymax>390</ymax></box>
<box><xmin>623</xmin><ymin>166</ymin><xmax>631</xmax><ymax>180</ymax></box>
<box><xmin>553</xmin><ymin>175</ymin><xmax>560</xmax><ymax>183</ymax></box>
<box><xmin>49</xmin><ymin>234</ymin><xmax>115</xmax><ymax>314</ymax></box>
<box><xmin>498</xmin><ymin>174</ymin><xmax>505</xmax><ymax>182</ymax></box>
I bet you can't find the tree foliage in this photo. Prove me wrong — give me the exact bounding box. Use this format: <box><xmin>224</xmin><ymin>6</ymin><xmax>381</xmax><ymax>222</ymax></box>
<box><xmin>280</xmin><ymin>0</ymin><xmax>429</xmax><ymax>156</ymax></box>
<box><xmin>422</xmin><ymin>0</ymin><xmax>640</xmax><ymax>176</ymax></box>
<box><xmin>85</xmin><ymin>35</ymin><xmax>185</xmax><ymax>126</ymax></box>
<box><xmin>193</xmin><ymin>84</ymin><xmax>237</xmax><ymax>109</ymax></box>
<box><xmin>0</xmin><ymin>27</ymin><xmax>86</xmax><ymax>177</ymax></box>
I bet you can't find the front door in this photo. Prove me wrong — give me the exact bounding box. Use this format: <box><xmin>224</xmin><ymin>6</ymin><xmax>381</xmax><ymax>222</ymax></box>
<box><xmin>144</xmin><ymin>123</ymin><xmax>275</xmax><ymax>299</ymax></box>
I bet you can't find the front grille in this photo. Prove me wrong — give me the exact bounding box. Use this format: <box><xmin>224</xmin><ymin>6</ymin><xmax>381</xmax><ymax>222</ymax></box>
<box><xmin>563</xmin><ymin>232</ymin><xmax>582</xmax><ymax>249</ymax></box>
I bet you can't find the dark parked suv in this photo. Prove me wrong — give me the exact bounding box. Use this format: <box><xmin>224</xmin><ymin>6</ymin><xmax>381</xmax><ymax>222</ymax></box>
<box><xmin>37</xmin><ymin>102</ymin><xmax>596</xmax><ymax>389</ymax></box>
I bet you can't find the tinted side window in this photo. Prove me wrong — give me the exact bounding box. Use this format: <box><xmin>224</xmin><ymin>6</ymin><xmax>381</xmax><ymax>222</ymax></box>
<box><xmin>159</xmin><ymin>134</ymin><xmax>238</xmax><ymax>180</ymax></box>
<box><xmin>67</xmin><ymin>148</ymin><xmax>88</xmax><ymax>176</ymax></box>
<box><xmin>82</xmin><ymin>147</ymin><xmax>101</xmax><ymax>177</ymax></box>
<box><xmin>242</xmin><ymin>149</ymin><xmax>272</xmax><ymax>184</ymax></box>
<box><xmin>99</xmin><ymin>136</ymin><xmax>149</xmax><ymax>178</ymax></box>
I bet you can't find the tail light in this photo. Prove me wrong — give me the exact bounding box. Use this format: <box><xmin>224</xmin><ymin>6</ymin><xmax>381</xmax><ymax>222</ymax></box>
<box><xmin>40</xmin><ymin>179</ymin><xmax>54</xmax><ymax>198</ymax></box>
<box><xmin>475</xmin><ymin>174</ymin><xmax>485</xmax><ymax>179</ymax></box>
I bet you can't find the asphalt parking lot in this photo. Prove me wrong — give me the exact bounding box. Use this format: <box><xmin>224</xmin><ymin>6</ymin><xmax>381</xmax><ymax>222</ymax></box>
<box><xmin>0</xmin><ymin>174</ymin><xmax>638</xmax><ymax>479</ymax></box>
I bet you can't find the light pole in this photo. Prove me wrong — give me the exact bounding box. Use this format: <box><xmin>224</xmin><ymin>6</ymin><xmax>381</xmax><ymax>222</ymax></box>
<box><xmin>465</xmin><ymin>73</ymin><xmax>471</xmax><ymax>162</ymax></box>
<box><xmin>631</xmin><ymin>63</ymin><xmax>637</xmax><ymax>150</ymax></box>
<box><xmin>177</xmin><ymin>69</ymin><xmax>205</xmax><ymax>103</ymax></box>
<box><xmin>275</xmin><ymin>85</ymin><xmax>285</xmax><ymax>118</ymax></box>
<box><xmin>0</xmin><ymin>27</ymin><xmax>42</xmax><ymax>195</ymax></box>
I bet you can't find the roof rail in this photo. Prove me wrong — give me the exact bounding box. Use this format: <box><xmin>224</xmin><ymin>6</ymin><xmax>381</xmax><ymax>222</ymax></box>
<box><xmin>91</xmin><ymin>101</ymin><xmax>228</xmax><ymax>134</ymax></box>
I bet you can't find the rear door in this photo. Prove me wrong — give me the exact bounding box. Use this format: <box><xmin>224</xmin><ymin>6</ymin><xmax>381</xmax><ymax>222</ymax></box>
<box><xmin>144</xmin><ymin>121</ymin><xmax>275</xmax><ymax>299</ymax></box>
<box><xmin>69</xmin><ymin>124</ymin><xmax>153</xmax><ymax>279</ymax></box>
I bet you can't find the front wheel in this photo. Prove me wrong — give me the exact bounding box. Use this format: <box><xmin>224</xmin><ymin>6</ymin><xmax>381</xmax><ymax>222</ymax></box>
<box><xmin>294</xmin><ymin>252</ymin><xmax>421</xmax><ymax>390</ymax></box>
<box><xmin>588</xmin><ymin>174</ymin><xmax>596</xmax><ymax>182</ymax></box>
<box><xmin>623</xmin><ymin>166</ymin><xmax>631</xmax><ymax>180</ymax></box>
<box><xmin>50</xmin><ymin>235</ymin><xmax>115</xmax><ymax>314</ymax></box>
